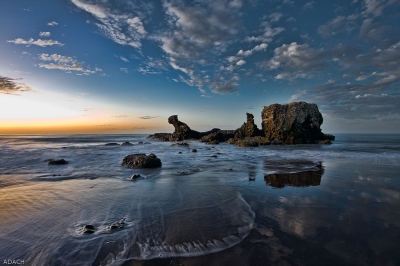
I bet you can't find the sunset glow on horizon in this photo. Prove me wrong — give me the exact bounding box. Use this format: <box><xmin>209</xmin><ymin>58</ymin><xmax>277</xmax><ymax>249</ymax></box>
<box><xmin>1</xmin><ymin>0</ymin><xmax>400</xmax><ymax>134</ymax></box>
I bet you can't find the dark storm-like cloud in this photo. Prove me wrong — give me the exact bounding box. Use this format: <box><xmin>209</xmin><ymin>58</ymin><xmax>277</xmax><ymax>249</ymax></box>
<box><xmin>0</xmin><ymin>76</ymin><xmax>34</xmax><ymax>96</ymax></box>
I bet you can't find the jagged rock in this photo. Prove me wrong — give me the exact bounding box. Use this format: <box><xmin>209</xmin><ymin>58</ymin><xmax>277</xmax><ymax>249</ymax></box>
<box><xmin>234</xmin><ymin>113</ymin><xmax>262</xmax><ymax>138</ymax></box>
<box><xmin>48</xmin><ymin>159</ymin><xmax>68</xmax><ymax>165</ymax></box>
<box><xmin>121</xmin><ymin>153</ymin><xmax>161</xmax><ymax>168</ymax></box>
<box><xmin>319</xmin><ymin>139</ymin><xmax>332</xmax><ymax>144</ymax></box>
<box><xmin>261</xmin><ymin>102</ymin><xmax>332</xmax><ymax>144</ymax></box>
<box><xmin>168</xmin><ymin>115</ymin><xmax>202</xmax><ymax>141</ymax></box>
<box><xmin>200</xmin><ymin>130</ymin><xmax>234</xmax><ymax>143</ymax></box>
<box><xmin>149</xmin><ymin>116</ymin><xmax>220</xmax><ymax>141</ymax></box>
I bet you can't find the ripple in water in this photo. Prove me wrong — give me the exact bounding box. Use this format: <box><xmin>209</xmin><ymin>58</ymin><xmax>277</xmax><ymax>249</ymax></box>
<box><xmin>20</xmin><ymin>180</ymin><xmax>254</xmax><ymax>266</ymax></box>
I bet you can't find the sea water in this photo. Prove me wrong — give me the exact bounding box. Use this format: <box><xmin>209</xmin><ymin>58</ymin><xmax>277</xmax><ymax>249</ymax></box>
<box><xmin>0</xmin><ymin>134</ymin><xmax>399</xmax><ymax>265</ymax></box>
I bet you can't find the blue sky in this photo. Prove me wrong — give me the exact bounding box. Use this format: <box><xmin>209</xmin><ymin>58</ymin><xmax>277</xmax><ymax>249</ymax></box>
<box><xmin>1</xmin><ymin>0</ymin><xmax>400</xmax><ymax>133</ymax></box>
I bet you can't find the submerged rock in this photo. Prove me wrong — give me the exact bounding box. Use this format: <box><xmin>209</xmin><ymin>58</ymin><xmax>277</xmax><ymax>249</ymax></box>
<box><xmin>105</xmin><ymin>143</ymin><xmax>119</xmax><ymax>146</ymax></box>
<box><xmin>319</xmin><ymin>139</ymin><xmax>332</xmax><ymax>144</ymax></box>
<box><xmin>121</xmin><ymin>142</ymin><xmax>133</xmax><ymax>146</ymax></box>
<box><xmin>82</xmin><ymin>224</ymin><xmax>96</xmax><ymax>234</ymax></box>
<box><xmin>48</xmin><ymin>159</ymin><xmax>68</xmax><ymax>165</ymax></box>
<box><xmin>130</xmin><ymin>174</ymin><xmax>141</xmax><ymax>179</ymax></box>
<box><xmin>261</xmin><ymin>102</ymin><xmax>330</xmax><ymax>144</ymax></box>
<box><xmin>171</xmin><ymin>142</ymin><xmax>189</xmax><ymax>147</ymax></box>
<box><xmin>122</xmin><ymin>153</ymin><xmax>162</xmax><ymax>168</ymax></box>
<box><xmin>191</xmin><ymin>149</ymin><xmax>198</xmax><ymax>153</ymax></box>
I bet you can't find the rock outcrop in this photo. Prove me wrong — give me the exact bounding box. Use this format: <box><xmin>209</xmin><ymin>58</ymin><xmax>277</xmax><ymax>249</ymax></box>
<box><xmin>200</xmin><ymin>130</ymin><xmax>234</xmax><ymax>143</ymax></box>
<box><xmin>121</xmin><ymin>153</ymin><xmax>162</xmax><ymax>168</ymax></box>
<box><xmin>168</xmin><ymin>115</ymin><xmax>202</xmax><ymax>141</ymax></box>
<box><xmin>234</xmin><ymin>113</ymin><xmax>262</xmax><ymax>138</ymax></box>
<box><xmin>261</xmin><ymin>102</ymin><xmax>329</xmax><ymax>144</ymax></box>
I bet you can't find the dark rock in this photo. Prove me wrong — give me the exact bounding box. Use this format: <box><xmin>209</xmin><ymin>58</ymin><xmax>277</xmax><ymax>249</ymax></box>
<box><xmin>191</xmin><ymin>149</ymin><xmax>197</xmax><ymax>152</ymax></box>
<box><xmin>261</xmin><ymin>102</ymin><xmax>333</xmax><ymax>144</ymax></box>
<box><xmin>171</xmin><ymin>142</ymin><xmax>189</xmax><ymax>146</ymax></box>
<box><xmin>210</xmin><ymin>155</ymin><xmax>218</xmax><ymax>158</ymax></box>
<box><xmin>138</xmin><ymin>141</ymin><xmax>143</xmax><ymax>144</ymax></box>
<box><xmin>323</xmin><ymin>134</ymin><xmax>335</xmax><ymax>140</ymax></box>
<box><xmin>168</xmin><ymin>115</ymin><xmax>202</xmax><ymax>141</ymax></box>
<box><xmin>178</xmin><ymin>151</ymin><xmax>182</xmax><ymax>154</ymax></box>
<box><xmin>200</xmin><ymin>130</ymin><xmax>234</xmax><ymax>143</ymax></box>
<box><xmin>82</xmin><ymin>224</ymin><xmax>95</xmax><ymax>233</ymax></box>
<box><xmin>227</xmin><ymin>136</ymin><xmax>270</xmax><ymax>147</ymax></box>
<box><xmin>121</xmin><ymin>142</ymin><xmax>133</xmax><ymax>146</ymax></box>
<box><xmin>234</xmin><ymin>113</ymin><xmax>262</xmax><ymax>138</ymax></box>
<box><xmin>234</xmin><ymin>138</ymin><xmax>259</xmax><ymax>147</ymax></box>
<box><xmin>144</xmin><ymin>142</ymin><xmax>151</xmax><ymax>144</ymax></box>
<box><xmin>205</xmin><ymin>140</ymin><xmax>219</xmax><ymax>145</ymax></box>
<box><xmin>319</xmin><ymin>139</ymin><xmax>332</xmax><ymax>144</ymax></box>
<box><xmin>130</xmin><ymin>174</ymin><xmax>141</xmax><ymax>179</ymax></box>
<box><xmin>105</xmin><ymin>143</ymin><xmax>119</xmax><ymax>146</ymax></box>
<box><xmin>109</xmin><ymin>218</ymin><xmax>126</xmax><ymax>230</ymax></box>
<box><xmin>48</xmin><ymin>159</ymin><xmax>68</xmax><ymax>165</ymax></box>
<box><xmin>147</xmin><ymin>133</ymin><xmax>171</xmax><ymax>141</ymax></box>
<box><xmin>121</xmin><ymin>153</ymin><xmax>162</xmax><ymax>168</ymax></box>
<box><xmin>270</xmin><ymin>138</ymin><xmax>284</xmax><ymax>145</ymax></box>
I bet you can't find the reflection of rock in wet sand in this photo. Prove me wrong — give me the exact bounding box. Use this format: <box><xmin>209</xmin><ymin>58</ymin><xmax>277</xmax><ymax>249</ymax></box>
<box><xmin>264</xmin><ymin>164</ymin><xmax>324</xmax><ymax>188</ymax></box>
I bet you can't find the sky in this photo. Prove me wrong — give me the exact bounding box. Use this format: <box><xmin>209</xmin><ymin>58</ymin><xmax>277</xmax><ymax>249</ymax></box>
<box><xmin>1</xmin><ymin>0</ymin><xmax>400</xmax><ymax>134</ymax></box>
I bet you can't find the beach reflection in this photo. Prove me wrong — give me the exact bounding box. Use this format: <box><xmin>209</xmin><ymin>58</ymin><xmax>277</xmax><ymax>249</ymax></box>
<box><xmin>263</xmin><ymin>160</ymin><xmax>324</xmax><ymax>188</ymax></box>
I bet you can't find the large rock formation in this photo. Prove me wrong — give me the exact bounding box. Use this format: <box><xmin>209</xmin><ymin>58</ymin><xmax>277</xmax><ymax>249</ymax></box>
<box><xmin>261</xmin><ymin>102</ymin><xmax>329</xmax><ymax>144</ymax></box>
<box><xmin>168</xmin><ymin>115</ymin><xmax>203</xmax><ymax>141</ymax></box>
<box><xmin>234</xmin><ymin>113</ymin><xmax>262</xmax><ymax>138</ymax></box>
<box><xmin>149</xmin><ymin>115</ymin><xmax>222</xmax><ymax>141</ymax></box>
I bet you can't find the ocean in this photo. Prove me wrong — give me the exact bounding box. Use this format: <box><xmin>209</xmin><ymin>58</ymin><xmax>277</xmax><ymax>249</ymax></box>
<box><xmin>0</xmin><ymin>134</ymin><xmax>399</xmax><ymax>265</ymax></box>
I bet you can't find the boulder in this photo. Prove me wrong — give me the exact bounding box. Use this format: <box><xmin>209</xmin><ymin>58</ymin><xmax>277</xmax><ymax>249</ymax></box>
<box><xmin>121</xmin><ymin>153</ymin><xmax>161</xmax><ymax>168</ymax></box>
<box><xmin>234</xmin><ymin>113</ymin><xmax>262</xmax><ymax>138</ymax></box>
<box><xmin>261</xmin><ymin>102</ymin><xmax>331</xmax><ymax>144</ymax></box>
<box><xmin>48</xmin><ymin>159</ymin><xmax>68</xmax><ymax>165</ymax></box>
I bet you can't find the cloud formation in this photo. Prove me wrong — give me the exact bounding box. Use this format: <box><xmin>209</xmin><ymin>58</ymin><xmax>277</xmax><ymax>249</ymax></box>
<box><xmin>71</xmin><ymin>0</ymin><xmax>147</xmax><ymax>48</ymax></box>
<box><xmin>7</xmin><ymin>38</ymin><xmax>64</xmax><ymax>47</ymax></box>
<box><xmin>0</xmin><ymin>76</ymin><xmax>34</xmax><ymax>95</ymax></box>
<box><xmin>38</xmin><ymin>53</ymin><xmax>100</xmax><ymax>75</ymax></box>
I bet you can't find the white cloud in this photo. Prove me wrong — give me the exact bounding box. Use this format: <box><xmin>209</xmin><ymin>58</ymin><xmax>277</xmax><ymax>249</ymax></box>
<box><xmin>7</xmin><ymin>38</ymin><xmax>64</xmax><ymax>47</ymax></box>
<box><xmin>47</xmin><ymin>21</ymin><xmax>58</xmax><ymax>26</ymax></box>
<box><xmin>269</xmin><ymin>12</ymin><xmax>283</xmax><ymax>22</ymax></box>
<box><xmin>70</xmin><ymin>0</ymin><xmax>147</xmax><ymax>48</ymax></box>
<box><xmin>361</xmin><ymin>0</ymin><xmax>398</xmax><ymax>17</ymax></box>
<box><xmin>116</xmin><ymin>55</ymin><xmax>129</xmax><ymax>62</ymax></box>
<box><xmin>120</xmin><ymin>68</ymin><xmax>128</xmax><ymax>73</ymax></box>
<box><xmin>38</xmin><ymin>53</ymin><xmax>100</xmax><ymax>75</ymax></box>
<box><xmin>236</xmin><ymin>60</ymin><xmax>246</xmax><ymax>66</ymax></box>
<box><xmin>302</xmin><ymin>1</ymin><xmax>315</xmax><ymax>11</ymax></box>
<box><xmin>39</xmin><ymin>32</ymin><xmax>51</xmax><ymax>37</ymax></box>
